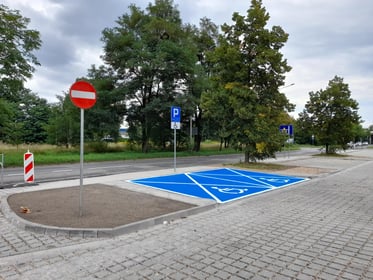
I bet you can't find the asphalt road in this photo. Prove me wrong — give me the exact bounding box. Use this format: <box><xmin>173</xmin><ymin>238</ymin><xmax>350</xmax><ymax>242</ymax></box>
<box><xmin>0</xmin><ymin>148</ymin><xmax>318</xmax><ymax>187</ymax></box>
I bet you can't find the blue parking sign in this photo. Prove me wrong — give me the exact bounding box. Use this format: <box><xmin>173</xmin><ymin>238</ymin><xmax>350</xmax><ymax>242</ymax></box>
<box><xmin>171</xmin><ymin>106</ymin><xmax>181</xmax><ymax>122</ymax></box>
<box><xmin>279</xmin><ymin>124</ymin><xmax>293</xmax><ymax>136</ymax></box>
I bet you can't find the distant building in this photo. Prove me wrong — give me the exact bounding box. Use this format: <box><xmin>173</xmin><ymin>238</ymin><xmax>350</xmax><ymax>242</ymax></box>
<box><xmin>119</xmin><ymin>128</ymin><xmax>129</xmax><ymax>139</ymax></box>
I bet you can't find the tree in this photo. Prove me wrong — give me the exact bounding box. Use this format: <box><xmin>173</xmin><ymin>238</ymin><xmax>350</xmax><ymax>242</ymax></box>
<box><xmin>101</xmin><ymin>0</ymin><xmax>198</xmax><ymax>152</ymax></box>
<box><xmin>298</xmin><ymin>76</ymin><xmax>360</xmax><ymax>153</ymax></box>
<box><xmin>46</xmin><ymin>95</ymin><xmax>80</xmax><ymax>147</ymax></box>
<box><xmin>186</xmin><ymin>17</ymin><xmax>219</xmax><ymax>151</ymax></box>
<box><xmin>0</xmin><ymin>4</ymin><xmax>41</xmax><ymax>102</ymax></box>
<box><xmin>0</xmin><ymin>99</ymin><xmax>13</xmax><ymax>140</ymax></box>
<box><xmin>204</xmin><ymin>0</ymin><xmax>293</xmax><ymax>162</ymax></box>
<box><xmin>201</xmin><ymin>87</ymin><xmax>234</xmax><ymax>150</ymax></box>
<box><xmin>19</xmin><ymin>91</ymin><xmax>50</xmax><ymax>143</ymax></box>
<box><xmin>1</xmin><ymin>90</ymin><xmax>50</xmax><ymax>144</ymax></box>
<box><xmin>84</xmin><ymin>65</ymin><xmax>126</xmax><ymax>142</ymax></box>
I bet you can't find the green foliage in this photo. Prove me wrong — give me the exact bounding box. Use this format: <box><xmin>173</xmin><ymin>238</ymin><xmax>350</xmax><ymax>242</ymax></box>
<box><xmin>202</xmin><ymin>0</ymin><xmax>293</xmax><ymax>162</ymax></box>
<box><xmin>0</xmin><ymin>4</ymin><xmax>45</xmax><ymax>145</ymax></box>
<box><xmin>1</xmin><ymin>91</ymin><xmax>50</xmax><ymax>145</ymax></box>
<box><xmin>101</xmin><ymin>0</ymin><xmax>201</xmax><ymax>152</ymax></box>
<box><xmin>46</xmin><ymin>94</ymin><xmax>80</xmax><ymax>147</ymax></box>
<box><xmin>0</xmin><ymin>141</ymin><xmax>240</xmax><ymax>167</ymax></box>
<box><xmin>0</xmin><ymin>4</ymin><xmax>41</xmax><ymax>102</ymax></box>
<box><xmin>85</xmin><ymin>66</ymin><xmax>126</xmax><ymax>141</ymax></box>
<box><xmin>0</xmin><ymin>99</ymin><xmax>13</xmax><ymax>140</ymax></box>
<box><xmin>298</xmin><ymin>76</ymin><xmax>360</xmax><ymax>153</ymax></box>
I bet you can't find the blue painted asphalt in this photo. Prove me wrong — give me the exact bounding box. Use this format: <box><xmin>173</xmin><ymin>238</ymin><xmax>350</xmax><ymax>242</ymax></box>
<box><xmin>129</xmin><ymin>168</ymin><xmax>309</xmax><ymax>203</ymax></box>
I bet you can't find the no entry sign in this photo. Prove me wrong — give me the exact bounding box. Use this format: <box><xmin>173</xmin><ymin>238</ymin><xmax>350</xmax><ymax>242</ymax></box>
<box><xmin>69</xmin><ymin>80</ymin><xmax>97</xmax><ymax>109</ymax></box>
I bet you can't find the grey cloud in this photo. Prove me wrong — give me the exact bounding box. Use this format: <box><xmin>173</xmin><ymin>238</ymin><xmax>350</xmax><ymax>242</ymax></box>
<box><xmin>3</xmin><ymin>0</ymin><xmax>373</xmax><ymax>125</ymax></box>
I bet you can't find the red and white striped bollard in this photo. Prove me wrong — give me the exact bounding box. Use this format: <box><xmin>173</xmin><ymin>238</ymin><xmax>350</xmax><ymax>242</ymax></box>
<box><xmin>24</xmin><ymin>150</ymin><xmax>34</xmax><ymax>183</ymax></box>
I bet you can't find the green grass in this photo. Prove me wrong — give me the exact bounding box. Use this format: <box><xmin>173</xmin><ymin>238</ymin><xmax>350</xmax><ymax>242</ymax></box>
<box><xmin>0</xmin><ymin>142</ymin><xmax>240</xmax><ymax>167</ymax></box>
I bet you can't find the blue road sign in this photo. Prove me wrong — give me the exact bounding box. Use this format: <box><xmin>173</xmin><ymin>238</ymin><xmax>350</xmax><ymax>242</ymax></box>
<box><xmin>129</xmin><ymin>168</ymin><xmax>308</xmax><ymax>203</ymax></box>
<box><xmin>171</xmin><ymin>106</ymin><xmax>181</xmax><ymax>122</ymax></box>
<box><xmin>279</xmin><ymin>124</ymin><xmax>293</xmax><ymax>136</ymax></box>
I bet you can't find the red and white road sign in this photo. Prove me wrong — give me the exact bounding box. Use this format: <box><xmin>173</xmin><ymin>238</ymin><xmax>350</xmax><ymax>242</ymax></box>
<box><xmin>24</xmin><ymin>151</ymin><xmax>34</xmax><ymax>183</ymax></box>
<box><xmin>69</xmin><ymin>80</ymin><xmax>97</xmax><ymax>109</ymax></box>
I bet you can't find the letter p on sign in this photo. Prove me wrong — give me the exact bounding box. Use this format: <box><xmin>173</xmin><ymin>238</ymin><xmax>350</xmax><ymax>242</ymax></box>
<box><xmin>171</xmin><ymin>106</ymin><xmax>181</xmax><ymax>122</ymax></box>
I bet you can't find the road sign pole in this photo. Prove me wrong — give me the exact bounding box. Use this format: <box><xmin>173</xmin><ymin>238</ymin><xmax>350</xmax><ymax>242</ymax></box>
<box><xmin>69</xmin><ymin>80</ymin><xmax>97</xmax><ymax>217</ymax></box>
<box><xmin>171</xmin><ymin>106</ymin><xmax>181</xmax><ymax>172</ymax></box>
<box><xmin>174</xmin><ymin>126</ymin><xmax>176</xmax><ymax>172</ymax></box>
<box><xmin>79</xmin><ymin>108</ymin><xmax>84</xmax><ymax>217</ymax></box>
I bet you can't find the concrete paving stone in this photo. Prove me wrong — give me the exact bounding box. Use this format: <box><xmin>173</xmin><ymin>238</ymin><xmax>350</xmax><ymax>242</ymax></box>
<box><xmin>319</xmin><ymin>275</ymin><xmax>340</xmax><ymax>280</ymax></box>
<box><xmin>0</xmin><ymin>149</ymin><xmax>372</xmax><ymax>279</ymax></box>
<box><xmin>258</xmin><ymin>269</ymin><xmax>277</xmax><ymax>278</ymax></box>
<box><xmin>228</xmin><ymin>275</ymin><xmax>247</xmax><ymax>280</ymax></box>
<box><xmin>243</xmin><ymin>265</ymin><xmax>261</xmax><ymax>274</ymax></box>
<box><xmin>302</xmin><ymin>266</ymin><xmax>322</xmax><ymax>277</ymax></box>
<box><xmin>265</xmin><ymin>264</ymin><xmax>283</xmax><ymax>273</ymax></box>
<box><xmin>213</xmin><ymin>269</ymin><xmax>232</xmax><ymax>279</ymax></box>
<box><xmin>169</xmin><ymin>271</ymin><xmax>190</xmax><ymax>280</ymax></box>
<box><xmin>277</xmin><ymin>268</ymin><xmax>299</xmax><ymax>278</ymax></box>
<box><xmin>222</xmin><ymin>263</ymin><xmax>240</xmax><ymax>275</ymax></box>
<box><xmin>248</xmin><ymin>274</ymin><xmax>268</xmax><ymax>280</ymax></box>
<box><xmin>340</xmin><ymin>271</ymin><xmax>362</xmax><ymax>280</ymax></box>
<box><xmin>93</xmin><ymin>269</ymin><xmax>112</xmax><ymax>279</ymax></box>
<box><xmin>235</xmin><ymin>269</ymin><xmax>255</xmax><ymax>279</ymax></box>
<box><xmin>345</xmin><ymin>266</ymin><xmax>370</xmax><ymax>277</ymax></box>
<box><xmin>104</xmin><ymin>264</ymin><xmax>125</xmax><ymax>273</ymax></box>
<box><xmin>297</xmin><ymin>253</ymin><xmax>314</xmax><ymax>263</ymax></box>
<box><xmin>307</xmin><ymin>262</ymin><xmax>327</xmax><ymax>272</ymax></box>
<box><xmin>231</xmin><ymin>260</ymin><xmax>248</xmax><ymax>270</ymax></box>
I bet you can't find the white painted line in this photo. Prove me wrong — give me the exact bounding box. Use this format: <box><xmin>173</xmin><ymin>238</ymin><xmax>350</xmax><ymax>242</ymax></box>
<box><xmin>88</xmin><ymin>165</ymin><xmax>130</xmax><ymax>170</ymax></box>
<box><xmin>71</xmin><ymin>90</ymin><xmax>95</xmax><ymax>99</ymax></box>
<box><xmin>6</xmin><ymin>173</ymin><xmax>23</xmax><ymax>177</ymax></box>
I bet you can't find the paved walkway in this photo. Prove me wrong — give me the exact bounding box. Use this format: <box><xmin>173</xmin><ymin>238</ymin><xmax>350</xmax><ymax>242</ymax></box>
<box><xmin>0</xmin><ymin>149</ymin><xmax>372</xmax><ymax>279</ymax></box>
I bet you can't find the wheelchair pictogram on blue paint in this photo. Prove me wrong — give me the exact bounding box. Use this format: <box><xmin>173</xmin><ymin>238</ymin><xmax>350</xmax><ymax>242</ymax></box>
<box><xmin>129</xmin><ymin>168</ymin><xmax>309</xmax><ymax>203</ymax></box>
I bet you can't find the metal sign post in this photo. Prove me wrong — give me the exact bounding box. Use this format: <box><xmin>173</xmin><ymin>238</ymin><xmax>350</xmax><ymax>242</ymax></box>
<box><xmin>174</xmin><ymin>125</ymin><xmax>177</xmax><ymax>172</ymax></box>
<box><xmin>0</xmin><ymin>154</ymin><xmax>3</xmax><ymax>186</ymax></box>
<box><xmin>171</xmin><ymin>107</ymin><xmax>181</xmax><ymax>172</ymax></box>
<box><xmin>69</xmin><ymin>80</ymin><xmax>97</xmax><ymax>217</ymax></box>
<box><xmin>279</xmin><ymin>124</ymin><xmax>293</xmax><ymax>158</ymax></box>
<box><xmin>79</xmin><ymin>108</ymin><xmax>84</xmax><ymax>216</ymax></box>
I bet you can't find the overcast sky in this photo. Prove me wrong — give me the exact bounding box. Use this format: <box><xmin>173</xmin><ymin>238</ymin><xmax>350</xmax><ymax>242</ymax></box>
<box><xmin>3</xmin><ymin>0</ymin><xmax>373</xmax><ymax>127</ymax></box>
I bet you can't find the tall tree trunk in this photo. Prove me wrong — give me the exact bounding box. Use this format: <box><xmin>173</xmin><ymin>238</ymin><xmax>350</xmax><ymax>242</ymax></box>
<box><xmin>193</xmin><ymin>108</ymin><xmax>202</xmax><ymax>152</ymax></box>
<box><xmin>244</xmin><ymin>151</ymin><xmax>250</xmax><ymax>163</ymax></box>
<box><xmin>141</xmin><ymin>121</ymin><xmax>149</xmax><ymax>153</ymax></box>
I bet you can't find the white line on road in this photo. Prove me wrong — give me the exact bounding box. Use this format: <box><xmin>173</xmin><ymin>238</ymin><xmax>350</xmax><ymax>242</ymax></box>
<box><xmin>88</xmin><ymin>165</ymin><xmax>129</xmax><ymax>170</ymax></box>
<box><xmin>52</xmin><ymin>169</ymin><xmax>73</xmax><ymax>173</ymax></box>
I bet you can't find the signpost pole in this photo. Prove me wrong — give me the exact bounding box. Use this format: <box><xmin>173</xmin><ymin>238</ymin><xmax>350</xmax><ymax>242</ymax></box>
<box><xmin>171</xmin><ymin>106</ymin><xmax>181</xmax><ymax>172</ymax></box>
<box><xmin>79</xmin><ymin>108</ymin><xmax>84</xmax><ymax>217</ymax></box>
<box><xmin>287</xmin><ymin>125</ymin><xmax>290</xmax><ymax>158</ymax></box>
<box><xmin>174</xmin><ymin>125</ymin><xmax>176</xmax><ymax>172</ymax></box>
<box><xmin>0</xmin><ymin>153</ymin><xmax>3</xmax><ymax>186</ymax></box>
<box><xmin>69</xmin><ymin>80</ymin><xmax>97</xmax><ymax>218</ymax></box>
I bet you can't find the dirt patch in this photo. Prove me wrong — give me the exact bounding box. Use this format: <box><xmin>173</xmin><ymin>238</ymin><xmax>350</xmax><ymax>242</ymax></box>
<box><xmin>7</xmin><ymin>184</ymin><xmax>196</xmax><ymax>228</ymax></box>
<box><xmin>275</xmin><ymin>166</ymin><xmax>335</xmax><ymax>176</ymax></box>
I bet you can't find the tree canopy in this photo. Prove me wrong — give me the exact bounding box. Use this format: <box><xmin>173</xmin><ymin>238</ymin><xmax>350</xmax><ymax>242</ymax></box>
<box><xmin>0</xmin><ymin>0</ymin><xmax>368</xmax><ymax>154</ymax></box>
<box><xmin>101</xmin><ymin>0</ymin><xmax>201</xmax><ymax>152</ymax></box>
<box><xmin>202</xmin><ymin>0</ymin><xmax>293</xmax><ymax>162</ymax></box>
<box><xmin>0</xmin><ymin>4</ymin><xmax>41</xmax><ymax>102</ymax></box>
<box><xmin>298</xmin><ymin>76</ymin><xmax>360</xmax><ymax>153</ymax></box>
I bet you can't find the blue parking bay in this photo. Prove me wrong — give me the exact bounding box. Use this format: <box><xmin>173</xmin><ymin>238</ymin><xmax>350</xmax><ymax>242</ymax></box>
<box><xmin>129</xmin><ymin>168</ymin><xmax>309</xmax><ymax>203</ymax></box>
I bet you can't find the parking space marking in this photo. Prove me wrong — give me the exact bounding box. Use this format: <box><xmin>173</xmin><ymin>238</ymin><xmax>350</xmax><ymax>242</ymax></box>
<box><xmin>129</xmin><ymin>168</ymin><xmax>309</xmax><ymax>203</ymax></box>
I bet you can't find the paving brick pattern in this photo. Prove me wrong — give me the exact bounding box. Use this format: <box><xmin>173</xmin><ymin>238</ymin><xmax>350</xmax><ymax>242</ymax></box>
<box><xmin>0</xmin><ymin>151</ymin><xmax>372</xmax><ymax>279</ymax></box>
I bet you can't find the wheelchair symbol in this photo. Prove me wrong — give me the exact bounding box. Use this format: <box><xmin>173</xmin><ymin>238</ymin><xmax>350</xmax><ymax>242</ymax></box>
<box><xmin>259</xmin><ymin>177</ymin><xmax>289</xmax><ymax>183</ymax></box>
<box><xmin>211</xmin><ymin>187</ymin><xmax>248</xmax><ymax>194</ymax></box>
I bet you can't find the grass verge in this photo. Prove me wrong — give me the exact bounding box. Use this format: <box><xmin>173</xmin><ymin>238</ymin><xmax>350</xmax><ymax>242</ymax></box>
<box><xmin>0</xmin><ymin>142</ymin><xmax>240</xmax><ymax>167</ymax></box>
